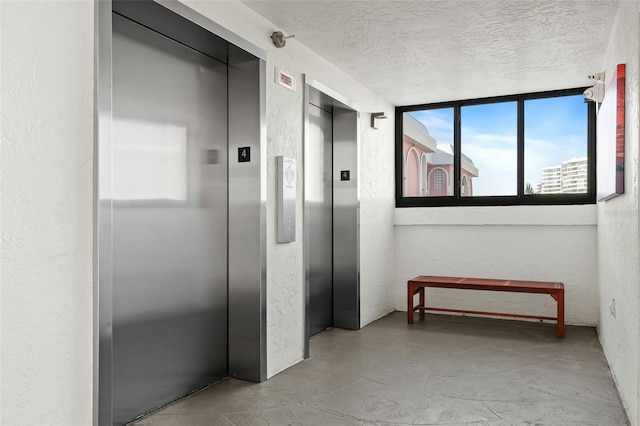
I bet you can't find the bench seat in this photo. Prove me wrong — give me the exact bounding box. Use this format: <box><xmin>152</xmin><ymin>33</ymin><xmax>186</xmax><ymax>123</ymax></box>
<box><xmin>407</xmin><ymin>275</ymin><xmax>565</xmax><ymax>338</ymax></box>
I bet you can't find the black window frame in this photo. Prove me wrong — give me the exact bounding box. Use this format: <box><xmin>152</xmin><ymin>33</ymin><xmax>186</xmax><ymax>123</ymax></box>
<box><xmin>395</xmin><ymin>87</ymin><xmax>596</xmax><ymax>207</ymax></box>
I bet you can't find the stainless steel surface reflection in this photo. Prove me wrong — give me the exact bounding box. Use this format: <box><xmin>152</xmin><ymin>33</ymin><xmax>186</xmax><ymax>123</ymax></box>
<box><xmin>112</xmin><ymin>13</ymin><xmax>228</xmax><ymax>425</ymax></box>
<box><xmin>308</xmin><ymin>104</ymin><xmax>334</xmax><ymax>336</ymax></box>
<box><xmin>332</xmin><ymin>109</ymin><xmax>360</xmax><ymax>330</ymax></box>
<box><xmin>227</xmin><ymin>50</ymin><xmax>267</xmax><ymax>383</ymax></box>
<box><xmin>304</xmin><ymin>80</ymin><xmax>360</xmax><ymax>353</ymax></box>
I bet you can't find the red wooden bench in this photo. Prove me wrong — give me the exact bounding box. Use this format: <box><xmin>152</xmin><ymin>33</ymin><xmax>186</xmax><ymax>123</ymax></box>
<box><xmin>407</xmin><ymin>275</ymin><xmax>565</xmax><ymax>338</ymax></box>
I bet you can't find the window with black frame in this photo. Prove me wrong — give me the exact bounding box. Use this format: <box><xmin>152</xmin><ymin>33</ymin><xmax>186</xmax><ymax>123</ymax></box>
<box><xmin>395</xmin><ymin>88</ymin><xmax>596</xmax><ymax>207</ymax></box>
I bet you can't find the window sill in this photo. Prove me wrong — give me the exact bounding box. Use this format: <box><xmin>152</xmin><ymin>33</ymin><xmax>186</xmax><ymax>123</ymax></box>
<box><xmin>394</xmin><ymin>204</ymin><xmax>597</xmax><ymax>226</ymax></box>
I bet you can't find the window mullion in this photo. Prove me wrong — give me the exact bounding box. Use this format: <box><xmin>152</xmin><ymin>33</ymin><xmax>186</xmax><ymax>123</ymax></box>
<box><xmin>517</xmin><ymin>98</ymin><xmax>525</xmax><ymax>198</ymax></box>
<box><xmin>454</xmin><ymin>105</ymin><xmax>461</xmax><ymax>199</ymax></box>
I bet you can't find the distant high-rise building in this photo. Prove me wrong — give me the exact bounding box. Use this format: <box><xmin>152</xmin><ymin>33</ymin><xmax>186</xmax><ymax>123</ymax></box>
<box><xmin>537</xmin><ymin>157</ymin><xmax>587</xmax><ymax>194</ymax></box>
<box><xmin>561</xmin><ymin>157</ymin><xmax>588</xmax><ymax>193</ymax></box>
<box><xmin>539</xmin><ymin>164</ymin><xmax>563</xmax><ymax>193</ymax></box>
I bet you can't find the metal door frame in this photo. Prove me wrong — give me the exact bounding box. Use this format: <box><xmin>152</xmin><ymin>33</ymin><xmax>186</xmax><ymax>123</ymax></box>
<box><xmin>95</xmin><ymin>1</ymin><xmax>267</xmax><ymax>424</ymax></box>
<box><xmin>303</xmin><ymin>76</ymin><xmax>361</xmax><ymax>358</ymax></box>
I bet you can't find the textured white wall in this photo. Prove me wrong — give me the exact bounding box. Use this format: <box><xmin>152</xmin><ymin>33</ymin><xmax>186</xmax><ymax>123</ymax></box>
<box><xmin>180</xmin><ymin>0</ymin><xmax>396</xmax><ymax>377</ymax></box>
<box><xmin>597</xmin><ymin>2</ymin><xmax>640</xmax><ymax>425</ymax></box>
<box><xmin>1</xmin><ymin>1</ymin><xmax>94</xmax><ymax>425</ymax></box>
<box><xmin>395</xmin><ymin>205</ymin><xmax>598</xmax><ymax>326</ymax></box>
<box><xmin>12</xmin><ymin>1</ymin><xmax>627</xmax><ymax>424</ymax></box>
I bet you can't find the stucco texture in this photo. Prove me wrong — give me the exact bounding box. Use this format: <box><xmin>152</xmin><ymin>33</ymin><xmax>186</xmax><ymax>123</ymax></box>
<box><xmin>597</xmin><ymin>2</ymin><xmax>640</xmax><ymax>425</ymax></box>
<box><xmin>3</xmin><ymin>0</ymin><xmax>638</xmax><ymax>424</ymax></box>
<box><xmin>1</xmin><ymin>1</ymin><xmax>94</xmax><ymax>425</ymax></box>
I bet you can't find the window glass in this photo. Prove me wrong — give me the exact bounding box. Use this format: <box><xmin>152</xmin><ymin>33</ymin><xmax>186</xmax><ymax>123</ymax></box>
<box><xmin>402</xmin><ymin>109</ymin><xmax>453</xmax><ymax>197</ymax></box>
<box><xmin>395</xmin><ymin>88</ymin><xmax>594</xmax><ymax>207</ymax></box>
<box><xmin>524</xmin><ymin>95</ymin><xmax>588</xmax><ymax>194</ymax></box>
<box><xmin>460</xmin><ymin>102</ymin><xmax>517</xmax><ymax>196</ymax></box>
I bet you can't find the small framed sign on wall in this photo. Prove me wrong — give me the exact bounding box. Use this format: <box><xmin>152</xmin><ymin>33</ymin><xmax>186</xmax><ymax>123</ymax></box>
<box><xmin>275</xmin><ymin>67</ymin><xmax>296</xmax><ymax>91</ymax></box>
<box><xmin>597</xmin><ymin>63</ymin><xmax>625</xmax><ymax>201</ymax></box>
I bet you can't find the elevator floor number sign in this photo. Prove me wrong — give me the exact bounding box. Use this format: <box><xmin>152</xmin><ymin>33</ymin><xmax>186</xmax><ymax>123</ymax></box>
<box><xmin>238</xmin><ymin>147</ymin><xmax>250</xmax><ymax>163</ymax></box>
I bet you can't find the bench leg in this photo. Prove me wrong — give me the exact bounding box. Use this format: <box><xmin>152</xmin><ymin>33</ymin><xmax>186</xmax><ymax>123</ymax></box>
<box><xmin>557</xmin><ymin>290</ymin><xmax>565</xmax><ymax>338</ymax></box>
<box><xmin>408</xmin><ymin>284</ymin><xmax>425</xmax><ymax>324</ymax></box>
<box><xmin>408</xmin><ymin>283</ymin><xmax>414</xmax><ymax>324</ymax></box>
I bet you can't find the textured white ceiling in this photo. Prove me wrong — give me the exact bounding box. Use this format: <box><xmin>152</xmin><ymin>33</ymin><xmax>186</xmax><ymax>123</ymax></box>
<box><xmin>241</xmin><ymin>0</ymin><xmax>620</xmax><ymax>105</ymax></box>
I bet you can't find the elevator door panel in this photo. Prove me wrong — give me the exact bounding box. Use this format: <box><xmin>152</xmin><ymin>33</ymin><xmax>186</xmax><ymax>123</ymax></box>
<box><xmin>112</xmin><ymin>14</ymin><xmax>228</xmax><ymax>425</ymax></box>
<box><xmin>308</xmin><ymin>104</ymin><xmax>333</xmax><ymax>336</ymax></box>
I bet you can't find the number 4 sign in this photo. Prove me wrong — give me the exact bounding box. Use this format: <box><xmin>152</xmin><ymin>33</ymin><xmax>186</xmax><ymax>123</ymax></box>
<box><xmin>238</xmin><ymin>147</ymin><xmax>251</xmax><ymax>163</ymax></box>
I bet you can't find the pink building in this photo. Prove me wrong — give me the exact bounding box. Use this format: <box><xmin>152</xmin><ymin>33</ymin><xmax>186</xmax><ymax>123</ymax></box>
<box><xmin>402</xmin><ymin>114</ymin><xmax>478</xmax><ymax>197</ymax></box>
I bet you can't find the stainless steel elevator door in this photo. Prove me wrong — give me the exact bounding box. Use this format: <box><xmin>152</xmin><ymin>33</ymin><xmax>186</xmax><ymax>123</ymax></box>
<box><xmin>112</xmin><ymin>13</ymin><xmax>228</xmax><ymax>425</ymax></box>
<box><xmin>308</xmin><ymin>104</ymin><xmax>333</xmax><ymax>335</ymax></box>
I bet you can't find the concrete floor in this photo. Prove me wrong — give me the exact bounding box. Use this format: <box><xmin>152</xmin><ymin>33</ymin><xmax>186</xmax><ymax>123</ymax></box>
<box><xmin>131</xmin><ymin>312</ymin><xmax>628</xmax><ymax>425</ymax></box>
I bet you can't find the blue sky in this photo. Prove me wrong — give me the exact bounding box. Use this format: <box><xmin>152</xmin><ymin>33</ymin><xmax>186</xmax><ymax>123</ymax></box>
<box><xmin>409</xmin><ymin>95</ymin><xmax>587</xmax><ymax>195</ymax></box>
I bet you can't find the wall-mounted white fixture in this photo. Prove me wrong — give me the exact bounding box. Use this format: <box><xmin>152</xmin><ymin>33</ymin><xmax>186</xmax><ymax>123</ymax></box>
<box><xmin>370</xmin><ymin>112</ymin><xmax>387</xmax><ymax>129</ymax></box>
<box><xmin>584</xmin><ymin>71</ymin><xmax>605</xmax><ymax>105</ymax></box>
<box><xmin>271</xmin><ymin>31</ymin><xmax>294</xmax><ymax>48</ymax></box>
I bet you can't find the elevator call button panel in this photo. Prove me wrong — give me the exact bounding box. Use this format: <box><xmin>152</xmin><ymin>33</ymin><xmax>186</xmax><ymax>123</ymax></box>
<box><xmin>277</xmin><ymin>156</ymin><xmax>296</xmax><ymax>243</ymax></box>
